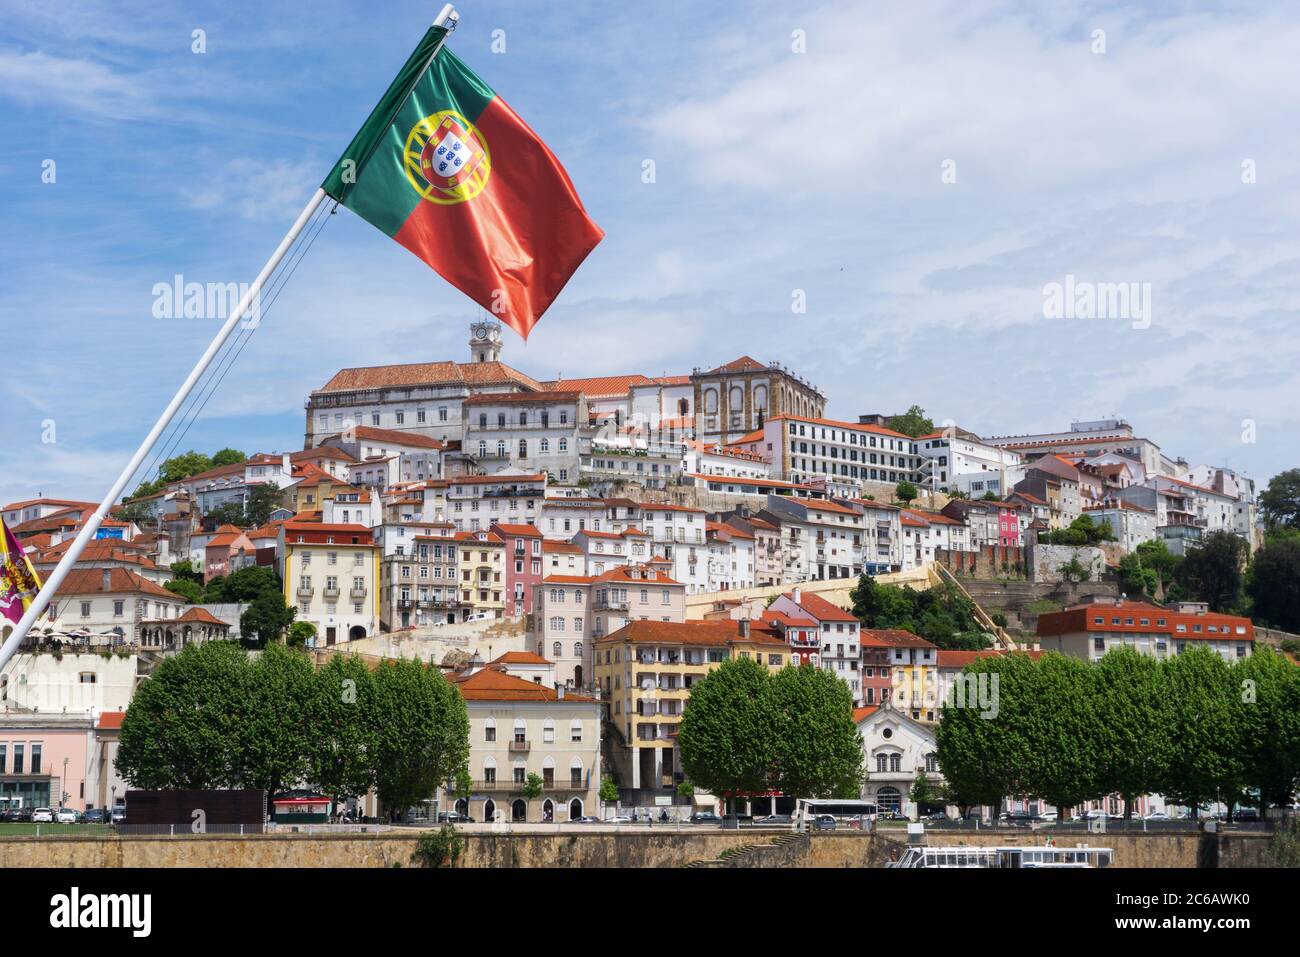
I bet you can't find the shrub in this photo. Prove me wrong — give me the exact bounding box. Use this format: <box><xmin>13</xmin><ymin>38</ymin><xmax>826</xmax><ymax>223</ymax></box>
<box><xmin>413</xmin><ymin>825</ymin><xmax>463</xmax><ymax>868</ymax></box>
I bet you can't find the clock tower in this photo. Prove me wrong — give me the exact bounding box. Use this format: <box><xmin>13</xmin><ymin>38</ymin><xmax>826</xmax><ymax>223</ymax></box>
<box><xmin>469</xmin><ymin>320</ymin><xmax>503</xmax><ymax>363</ymax></box>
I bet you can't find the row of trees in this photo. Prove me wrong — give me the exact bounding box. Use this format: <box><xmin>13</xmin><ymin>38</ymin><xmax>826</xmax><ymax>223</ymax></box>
<box><xmin>935</xmin><ymin>647</ymin><xmax>1300</xmax><ymax>819</ymax></box>
<box><xmin>124</xmin><ymin>448</ymin><xmax>247</xmax><ymax>502</ymax></box>
<box><xmin>117</xmin><ymin>642</ymin><xmax>469</xmax><ymax>814</ymax></box>
<box><xmin>1042</xmin><ymin>513</ymin><xmax>1116</xmax><ymax>546</ymax></box>
<box><xmin>677</xmin><ymin>657</ymin><xmax>863</xmax><ymax>811</ymax></box>
<box><xmin>849</xmin><ymin>574</ymin><xmax>993</xmax><ymax>650</ymax></box>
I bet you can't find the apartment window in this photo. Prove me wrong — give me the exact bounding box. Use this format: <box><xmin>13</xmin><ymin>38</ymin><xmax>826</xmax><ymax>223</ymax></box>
<box><xmin>113</xmin><ymin>600</ymin><xmax>124</xmax><ymax>617</ymax></box>
<box><xmin>485</xmin><ymin>720</ymin><xmax>496</xmax><ymax>742</ymax></box>
<box><xmin>571</xmin><ymin>719</ymin><xmax>583</xmax><ymax>742</ymax></box>
<box><xmin>80</xmin><ymin>601</ymin><xmax>91</xmax><ymax>618</ymax></box>
<box><xmin>12</xmin><ymin>744</ymin><xmax>23</xmax><ymax>774</ymax></box>
<box><xmin>30</xmin><ymin>744</ymin><xmax>41</xmax><ymax>775</ymax></box>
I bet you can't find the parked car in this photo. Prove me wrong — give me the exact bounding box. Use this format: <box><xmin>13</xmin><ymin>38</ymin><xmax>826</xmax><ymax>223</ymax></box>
<box><xmin>563</xmin><ymin>816</ymin><xmax>600</xmax><ymax>824</ymax></box>
<box><xmin>31</xmin><ymin>807</ymin><xmax>54</xmax><ymax>823</ymax></box>
<box><xmin>689</xmin><ymin>812</ymin><xmax>721</xmax><ymax>824</ymax></box>
<box><xmin>1003</xmin><ymin>814</ymin><xmax>1042</xmax><ymax>828</ymax></box>
<box><xmin>605</xmin><ymin>814</ymin><xmax>632</xmax><ymax>824</ymax></box>
<box><xmin>1234</xmin><ymin>809</ymin><xmax>1260</xmax><ymax>822</ymax></box>
<box><xmin>55</xmin><ymin>807</ymin><xmax>79</xmax><ymax>824</ymax></box>
<box><xmin>753</xmin><ymin>814</ymin><xmax>792</xmax><ymax>825</ymax></box>
<box><xmin>813</xmin><ymin>814</ymin><xmax>837</xmax><ymax>831</ymax></box>
<box><xmin>437</xmin><ymin>811</ymin><xmax>473</xmax><ymax>824</ymax></box>
<box><xmin>82</xmin><ymin>808</ymin><xmax>108</xmax><ymax>824</ymax></box>
<box><xmin>922</xmin><ymin>811</ymin><xmax>949</xmax><ymax>822</ymax></box>
<box><xmin>14</xmin><ymin>806</ymin><xmax>34</xmax><ymax>822</ymax></box>
<box><xmin>110</xmin><ymin>808</ymin><xmax>126</xmax><ymax>825</ymax></box>
<box><xmin>1144</xmin><ymin>811</ymin><xmax>1170</xmax><ymax>821</ymax></box>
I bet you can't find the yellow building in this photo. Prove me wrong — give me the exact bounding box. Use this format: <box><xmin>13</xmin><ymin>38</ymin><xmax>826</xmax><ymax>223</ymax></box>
<box><xmin>456</xmin><ymin>529</ymin><xmax>506</xmax><ymax>619</ymax></box>
<box><xmin>593</xmin><ymin>618</ymin><xmax>789</xmax><ymax>793</ymax></box>
<box><xmin>860</xmin><ymin>629</ymin><xmax>940</xmax><ymax>722</ymax></box>
<box><xmin>279</xmin><ymin>521</ymin><xmax>380</xmax><ymax>645</ymax></box>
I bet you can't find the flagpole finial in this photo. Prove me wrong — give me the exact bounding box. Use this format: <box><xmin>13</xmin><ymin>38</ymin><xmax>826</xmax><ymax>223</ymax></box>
<box><xmin>434</xmin><ymin>4</ymin><xmax>459</xmax><ymax>30</ymax></box>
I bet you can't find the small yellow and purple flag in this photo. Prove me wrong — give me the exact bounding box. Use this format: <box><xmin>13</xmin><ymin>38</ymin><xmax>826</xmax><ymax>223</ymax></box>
<box><xmin>0</xmin><ymin>517</ymin><xmax>41</xmax><ymax>625</ymax></box>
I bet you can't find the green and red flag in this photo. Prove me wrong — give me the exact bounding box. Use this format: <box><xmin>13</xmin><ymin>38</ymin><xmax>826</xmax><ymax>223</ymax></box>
<box><xmin>322</xmin><ymin>23</ymin><xmax>603</xmax><ymax>340</ymax></box>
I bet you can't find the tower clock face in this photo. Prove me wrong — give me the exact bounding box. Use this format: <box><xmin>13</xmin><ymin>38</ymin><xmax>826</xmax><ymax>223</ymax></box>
<box><xmin>473</xmin><ymin>324</ymin><xmax>488</xmax><ymax>340</ymax></box>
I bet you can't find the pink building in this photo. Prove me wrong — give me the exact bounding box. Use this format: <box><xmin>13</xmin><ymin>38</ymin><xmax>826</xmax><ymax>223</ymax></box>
<box><xmin>0</xmin><ymin>716</ymin><xmax>95</xmax><ymax>812</ymax></box>
<box><xmin>997</xmin><ymin>502</ymin><xmax>1022</xmax><ymax>547</ymax></box>
<box><xmin>491</xmin><ymin>523</ymin><xmax>543</xmax><ymax>618</ymax></box>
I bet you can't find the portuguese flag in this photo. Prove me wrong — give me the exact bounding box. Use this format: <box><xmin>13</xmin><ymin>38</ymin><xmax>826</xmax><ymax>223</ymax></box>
<box><xmin>322</xmin><ymin>24</ymin><xmax>603</xmax><ymax>339</ymax></box>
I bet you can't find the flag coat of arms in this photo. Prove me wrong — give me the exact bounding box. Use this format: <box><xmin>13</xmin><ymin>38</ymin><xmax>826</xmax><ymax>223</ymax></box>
<box><xmin>0</xmin><ymin>518</ymin><xmax>41</xmax><ymax>626</ymax></box>
<box><xmin>322</xmin><ymin>25</ymin><xmax>604</xmax><ymax>340</ymax></box>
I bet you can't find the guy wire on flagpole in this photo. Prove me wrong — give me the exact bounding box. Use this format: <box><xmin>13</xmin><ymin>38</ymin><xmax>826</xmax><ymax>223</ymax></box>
<box><xmin>138</xmin><ymin>198</ymin><xmax>335</xmax><ymax>485</ymax></box>
<box><xmin>0</xmin><ymin>4</ymin><xmax>464</xmax><ymax>674</ymax></box>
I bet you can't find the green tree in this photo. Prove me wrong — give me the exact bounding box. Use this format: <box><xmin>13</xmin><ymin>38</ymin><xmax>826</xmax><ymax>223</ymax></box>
<box><xmin>600</xmin><ymin>775</ymin><xmax>620</xmax><ymax>805</ymax></box>
<box><xmin>240</xmin><ymin>589</ymin><xmax>296</xmax><ymax>648</ymax></box>
<box><xmin>887</xmin><ymin>405</ymin><xmax>934</xmax><ymax>439</ymax></box>
<box><xmin>1135</xmin><ymin>539</ymin><xmax>1181</xmax><ymax>585</ymax></box>
<box><xmin>981</xmin><ymin>491</ymin><xmax>999</xmax><ymax>501</ymax></box>
<box><xmin>412</xmin><ymin>825</ymin><xmax>463</xmax><ymax>867</ymax></box>
<box><xmin>935</xmin><ymin>654</ymin><xmax>1038</xmax><ymax>817</ymax></box>
<box><xmin>287</xmin><ymin>621</ymin><xmax>317</xmax><ymax>649</ymax></box>
<box><xmin>1023</xmin><ymin>653</ymin><xmax>1102</xmax><ymax>818</ymax></box>
<box><xmin>1157</xmin><ymin>646</ymin><xmax>1244</xmax><ymax>817</ymax></box>
<box><xmin>1091</xmin><ymin>648</ymin><xmax>1167</xmax><ymax>819</ymax></box>
<box><xmin>1260</xmin><ymin>468</ymin><xmax>1300</xmax><ymax>531</ymax></box>
<box><xmin>521</xmin><ymin>772</ymin><xmax>544</xmax><ymax>801</ymax></box>
<box><xmin>244</xmin><ymin>482</ymin><xmax>282</xmax><ymax>527</ymax></box>
<box><xmin>205</xmin><ymin>502</ymin><xmax>247</xmax><ymax>528</ymax></box>
<box><xmin>1245</xmin><ymin>534</ymin><xmax>1300</xmax><ymax>632</ymax></box>
<box><xmin>164</xmin><ymin>578</ymin><xmax>204</xmax><ymax>604</ymax></box>
<box><xmin>1117</xmin><ymin>553</ymin><xmax>1158</xmax><ymax>598</ymax></box>
<box><xmin>206</xmin><ymin>565</ymin><xmax>281</xmax><ymax>604</ymax></box>
<box><xmin>117</xmin><ymin>499</ymin><xmax>156</xmax><ymax>528</ymax></box>
<box><xmin>159</xmin><ymin>450</ymin><xmax>215</xmax><ymax>485</ymax></box>
<box><xmin>369</xmin><ymin>659</ymin><xmax>469</xmax><ymax>819</ymax></box>
<box><xmin>910</xmin><ymin>770</ymin><xmax>939</xmax><ymax>813</ymax></box>
<box><xmin>309</xmin><ymin>655</ymin><xmax>379</xmax><ymax>803</ymax></box>
<box><xmin>211</xmin><ymin>448</ymin><xmax>247</xmax><ymax>467</ymax></box>
<box><xmin>1233</xmin><ymin>650</ymin><xmax>1300</xmax><ymax>818</ymax></box>
<box><xmin>678</xmin><ymin>657</ymin><xmax>777</xmax><ymax>815</ymax></box>
<box><xmin>116</xmin><ymin>641</ymin><xmax>250</xmax><ymax>789</ymax></box>
<box><xmin>235</xmin><ymin>643</ymin><xmax>316</xmax><ymax>802</ymax></box>
<box><xmin>894</xmin><ymin>480</ymin><xmax>919</xmax><ymax>505</ymax></box>
<box><xmin>767</xmin><ymin>665</ymin><xmax>864</xmax><ymax>799</ymax></box>
<box><xmin>1178</xmin><ymin>531</ymin><xmax>1247</xmax><ymax>612</ymax></box>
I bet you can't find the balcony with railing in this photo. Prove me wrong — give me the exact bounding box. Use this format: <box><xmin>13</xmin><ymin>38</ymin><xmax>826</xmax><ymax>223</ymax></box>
<box><xmin>296</xmin><ymin>584</ymin><xmax>314</xmax><ymax>598</ymax></box>
<box><xmin>324</xmin><ymin>586</ymin><xmax>341</xmax><ymax>599</ymax></box>
<box><xmin>349</xmin><ymin>585</ymin><xmax>368</xmax><ymax>599</ymax></box>
<box><xmin>509</xmin><ymin>739</ymin><xmax>530</xmax><ymax>752</ymax></box>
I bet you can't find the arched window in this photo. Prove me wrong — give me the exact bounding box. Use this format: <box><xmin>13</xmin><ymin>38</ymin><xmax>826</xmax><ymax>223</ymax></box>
<box><xmin>550</xmin><ymin>617</ymin><xmax>564</xmax><ymax>632</ymax></box>
<box><xmin>569</xmin><ymin>756</ymin><xmax>584</xmax><ymax>788</ymax></box>
<box><xmin>513</xmin><ymin>718</ymin><xmax>527</xmax><ymax>744</ymax></box>
<box><xmin>497</xmin><ymin>440</ymin><xmax>506</xmax><ymax>457</ymax></box>
<box><xmin>890</xmin><ymin>753</ymin><xmax>901</xmax><ymax>773</ymax></box>
<box><xmin>540</xmin><ymin>438</ymin><xmax>550</xmax><ymax>453</ymax></box>
<box><xmin>558</xmin><ymin>438</ymin><xmax>567</xmax><ymax>452</ymax></box>
<box><xmin>876</xmin><ymin>753</ymin><xmax>888</xmax><ymax>774</ymax></box>
<box><xmin>518</xmin><ymin>439</ymin><xmax>528</xmax><ymax>458</ymax></box>
<box><xmin>573</xmin><ymin>641</ymin><xmax>582</xmax><ymax>660</ymax></box>
<box><xmin>704</xmin><ymin>389</ymin><xmax>718</xmax><ymax>414</ymax></box>
<box><xmin>552</xmin><ymin>640</ymin><xmax>563</xmax><ymax>657</ymax></box>
<box><xmin>543</xmin><ymin>718</ymin><xmax>556</xmax><ymax>743</ymax></box>
<box><xmin>478</xmin><ymin>441</ymin><xmax>487</xmax><ymax>457</ymax></box>
<box><xmin>876</xmin><ymin>786</ymin><xmax>902</xmax><ymax>813</ymax></box>
<box><xmin>519</xmin><ymin>411</ymin><xmax>528</xmax><ymax>426</ymax></box>
<box><xmin>484</xmin><ymin>717</ymin><xmax>496</xmax><ymax>743</ymax></box>
<box><xmin>570</xmin><ymin>717</ymin><xmax>583</xmax><ymax>743</ymax></box>
<box><xmin>729</xmin><ymin>386</ymin><xmax>743</xmax><ymax>411</ymax></box>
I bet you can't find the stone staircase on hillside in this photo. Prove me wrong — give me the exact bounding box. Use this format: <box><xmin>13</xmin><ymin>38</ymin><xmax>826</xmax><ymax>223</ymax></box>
<box><xmin>687</xmin><ymin>832</ymin><xmax>810</xmax><ymax>868</ymax></box>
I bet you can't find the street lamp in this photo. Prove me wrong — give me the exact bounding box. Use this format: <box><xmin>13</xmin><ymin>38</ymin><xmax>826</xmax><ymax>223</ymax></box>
<box><xmin>62</xmin><ymin>756</ymin><xmax>69</xmax><ymax>809</ymax></box>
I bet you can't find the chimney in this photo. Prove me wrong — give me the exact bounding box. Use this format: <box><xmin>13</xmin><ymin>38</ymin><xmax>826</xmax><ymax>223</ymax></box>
<box><xmin>792</xmin><ymin>586</ymin><xmax>802</xmax><ymax>605</ymax></box>
<box><xmin>738</xmin><ymin>619</ymin><xmax>750</xmax><ymax>638</ymax></box>
<box><xmin>101</xmin><ymin>569</ymin><xmax>112</xmax><ymax>591</ymax></box>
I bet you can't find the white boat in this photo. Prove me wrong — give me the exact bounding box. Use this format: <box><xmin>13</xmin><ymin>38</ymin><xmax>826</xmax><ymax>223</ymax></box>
<box><xmin>886</xmin><ymin>845</ymin><xmax>1114</xmax><ymax>868</ymax></box>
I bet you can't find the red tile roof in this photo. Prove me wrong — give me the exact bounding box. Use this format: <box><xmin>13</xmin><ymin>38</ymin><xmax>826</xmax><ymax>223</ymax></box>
<box><xmin>596</xmin><ymin>619</ymin><xmax>787</xmax><ymax>647</ymax></box>
<box><xmin>318</xmin><ymin>360</ymin><xmax>542</xmax><ymax>393</ymax></box>
<box><xmin>96</xmin><ymin>711</ymin><xmax>126</xmax><ymax>731</ymax></box>
<box><xmin>859</xmin><ymin>629</ymin><xmax>938</xmax><ymax>649</ymax></box>
<box><xmin>451</xmin><ymin>666</ymin><xmax>594</xmax><ymax>702</ymax></box>
<box><xmin>784</xmin><ymin>590</ymin><xmax>857</xmax><ymax>623</ymax></box>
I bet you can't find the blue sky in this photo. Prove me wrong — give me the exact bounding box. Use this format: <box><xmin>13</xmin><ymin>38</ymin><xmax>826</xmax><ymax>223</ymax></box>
<box><xmin>2</xmin><ymin>0</ymin><xmax>1298</xmax><ymax>504</ymax></box>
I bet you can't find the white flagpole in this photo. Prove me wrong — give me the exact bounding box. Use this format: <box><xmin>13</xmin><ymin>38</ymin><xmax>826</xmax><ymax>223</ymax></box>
<box><xmin>0</xmin><ymin>4</ymin><xmax>463</xmax><ymax>674</ymax></box>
